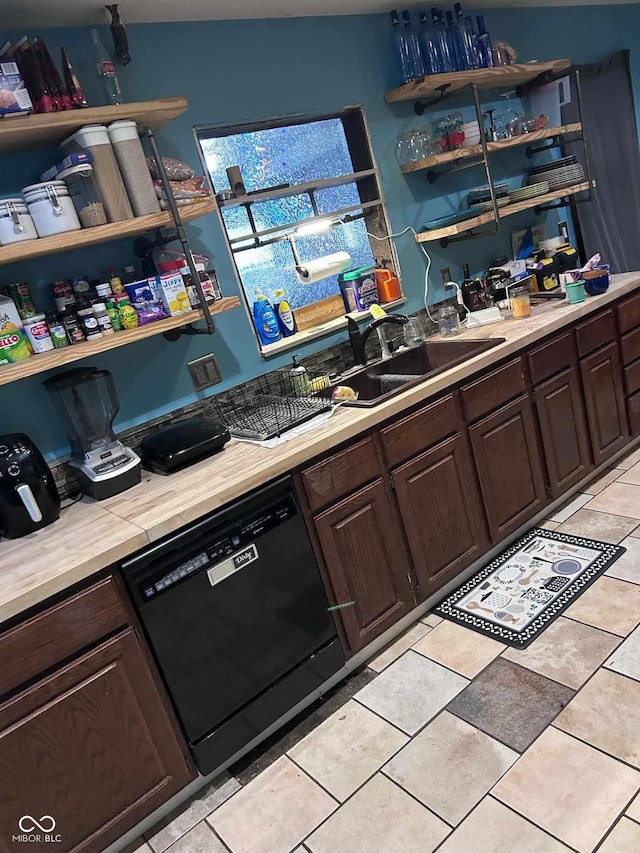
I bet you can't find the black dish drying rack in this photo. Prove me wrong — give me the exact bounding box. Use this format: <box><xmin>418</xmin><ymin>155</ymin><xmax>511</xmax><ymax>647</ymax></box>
<box><xmin>209</xmin><ymin>370</ymin><xmax>333</xmax><ymax>441</ymax></box>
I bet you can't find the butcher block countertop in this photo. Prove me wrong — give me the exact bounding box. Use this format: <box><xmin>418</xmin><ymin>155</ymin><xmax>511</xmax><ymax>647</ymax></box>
<box><xmin>3</xmin><ymin>272</ymin><xmax>639</xmax><ymax>625</ymax></box>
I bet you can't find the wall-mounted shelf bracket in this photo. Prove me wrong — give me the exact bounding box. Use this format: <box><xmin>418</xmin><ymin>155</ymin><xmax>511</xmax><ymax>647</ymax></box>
<box><xmin>414</xmin><ymin>84</ymin><xmax>452</xmax><ymax>115</ymax></box>
<box><xmin>426</xmin><ymin>156</ymin><xmax>485</xmax><ymax>183</ymax></box>
<box><xmin>440</xmin><ymin>220</ymin><xmax>500</xmax><ymax>248</ymax></box>
<box><xmin>162</xmin><ymin>324</ymin><xmax>212</xmax><ymax>342</ymax></box>
<box><xmin>525</xmin><ymin>137</ymin><xmax>560</xmax><ymax>158</ymax></box>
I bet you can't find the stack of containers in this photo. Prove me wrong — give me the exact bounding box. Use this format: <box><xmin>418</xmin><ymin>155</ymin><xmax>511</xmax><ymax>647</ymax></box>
<box><xmin>0</xmin><ymin>198</ymin><xmax>38</xmax><ymax>245</ymax></box>
<box><xmin>22</xmin><ymin>181</ymin><xmax>81</xmax><ymax>236</ymax></box>
<box><xmin>61</xmin><ymin>125</ymin><xmax>133</xmax><ymax>222</ymax></box>
<box><xmin>107</xmin><ymin>121</ymin><xmax>160</xmax><ymax>216</ymax></box>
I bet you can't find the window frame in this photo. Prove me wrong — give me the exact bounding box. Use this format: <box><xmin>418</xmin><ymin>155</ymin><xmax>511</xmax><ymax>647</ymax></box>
<box><xmin>194</xmin><ymin>105</ymin><xmax>404</xmax><ymax>358</ymax></box>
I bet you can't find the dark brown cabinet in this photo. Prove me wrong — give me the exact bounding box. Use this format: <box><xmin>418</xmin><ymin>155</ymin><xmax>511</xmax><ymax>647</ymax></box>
<box><xmin>392</xmin><ymin>433</ymin><xmax>489</xmax><ymax>600</ymax></box>
<box><xmin>580</xmin><ymin>342</ymin><xmax>629</xmax><ymax>466</ymax></box>
<box><xmin>534</xmin><ymin>366</ymin><xmax>593</xmax><ymax>498</ymax></box>
<box><xmin>469</xmin><ymin>395</ymin><xmax>548</xmax><ymax>542</ymax></box>
<box><xmin>0</xmin><ymin>628</ymin><xmax>193</xmax><ymax>853</ymax></box>
<box><xmin>313</xmin><ymin>479</ymin><xmax>414</xmax><ymax>654</ymax></box>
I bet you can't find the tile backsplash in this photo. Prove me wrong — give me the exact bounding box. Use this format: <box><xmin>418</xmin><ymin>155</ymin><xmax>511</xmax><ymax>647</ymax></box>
<box><xmin>51</xmin><ymin>300</ymin><xmax>453</xmax><ymax>499</ymax></box>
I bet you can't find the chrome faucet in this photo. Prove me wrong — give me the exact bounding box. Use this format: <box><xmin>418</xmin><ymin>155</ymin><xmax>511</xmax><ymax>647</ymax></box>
<box><xmin>347</xmin><ymin>315</ymin><xmax>409</xmax><ymax>367</ymax></box>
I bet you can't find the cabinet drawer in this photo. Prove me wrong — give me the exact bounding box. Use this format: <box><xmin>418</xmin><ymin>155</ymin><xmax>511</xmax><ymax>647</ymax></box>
<box><xmin>461</xmin><ymin>358</ymin><xmax>526</xmax><ymax>422</ymax></box>
<box><xmin>625</xmin><ymin>360</ymin><xmax>640</xmax><ymax>396</ymax></box>
<box><xmin>528</xmin><ymin>332</ymin><xmax>577</xmax><ymax>385</ymax></box>
<box><xmin>621</xmin><ymin>327</ymin><xmax>640</xmax><ymax>366</ymax></box>
<box><xmin>380</xmin><ymin>394</ymin><xmax>458</xmax><ymax>467</ymax></box>
<box><xmin>0</xmin><ymin>575</ymin><xmax>130</xmax><ymax>697</ymax></box>
<box><xmin>629</xmin><ymin>392</ymin><xmax>640</xmax><ymax>437</ymax></box>
<box><xmin>576</xmin><ymin>310</ymin><xmax>616</xmax><ymax>357</ymax></box>
<box><xmin>301</xmin><ymin>437</ymin><xmax>380</xmax><ymax>512</ymax></box>
<box><xmin>618</xmin><ymin>292</ymin><xmax>640</xmax><ymax>335</ymax></box>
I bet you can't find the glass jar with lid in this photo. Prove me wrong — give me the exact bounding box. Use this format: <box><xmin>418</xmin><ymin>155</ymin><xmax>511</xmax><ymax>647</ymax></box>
<box><xmin>438</xmin><ymin>304</ymin><xmax>461</xmax><ymax>336</ymax></box>
<box><xmin>22</xmin><ymin>181</ymin><xmax>81</xmax><ymax>237</ymax></box>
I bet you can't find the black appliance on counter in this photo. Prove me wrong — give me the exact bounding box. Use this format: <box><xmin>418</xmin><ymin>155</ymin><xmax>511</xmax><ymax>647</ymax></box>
<box><xmin>0</xmin><ymin>433</ymin><xmax>60</xmax><ymax>539</ymax></box>
<box><xmin>121</xmin><ymin>476</ymin><xmax>344</xmax><ymax>774</ymax></box>
<box><xmin>140</xmin><ymin>417</ymin><xmax>230</xmax><ymax>475</ymax></box>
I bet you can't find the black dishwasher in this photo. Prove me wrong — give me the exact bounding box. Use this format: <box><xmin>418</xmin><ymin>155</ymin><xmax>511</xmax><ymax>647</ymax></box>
<box><xmin>120</xmin><ymin>476</ymin><xmax>344</xmax><ymax>774</ymax></box>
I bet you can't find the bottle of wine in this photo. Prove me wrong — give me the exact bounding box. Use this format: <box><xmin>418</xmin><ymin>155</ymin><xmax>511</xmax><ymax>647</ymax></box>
<box><xmin>91</xmin><ymin>28</ymin><xmax>122</xmax><ymax>105</ymax></box>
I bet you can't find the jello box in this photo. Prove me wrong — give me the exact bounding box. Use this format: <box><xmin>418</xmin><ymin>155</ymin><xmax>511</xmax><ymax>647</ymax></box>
<box><xmin>149</xmin><ymin>273</ymin><xmax>192</xmax><ymax>316</ymax></box>
<box><xmin>0</xmin><ymin>61</ymin><xmax>33</xmax><ymax>117</ymax></box>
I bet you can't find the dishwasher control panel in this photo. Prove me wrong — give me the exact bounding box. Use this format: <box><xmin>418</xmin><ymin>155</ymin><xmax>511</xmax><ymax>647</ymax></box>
<box><xmin>139</xmin><ymin>494</ymin><xmax>297</xmax><ymax>601</ymax></box>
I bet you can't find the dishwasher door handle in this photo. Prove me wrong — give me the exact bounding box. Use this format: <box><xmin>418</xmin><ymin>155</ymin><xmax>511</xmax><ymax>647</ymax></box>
<box><xmin>207</xmin><ymin>543</ymin><xmax>259</xmax><ymax>587</ymax></box>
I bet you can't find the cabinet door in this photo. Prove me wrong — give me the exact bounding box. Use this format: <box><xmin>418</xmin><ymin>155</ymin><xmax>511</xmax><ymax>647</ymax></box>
<box><xmin>0</xmin><ymin>628</ymin><xmax>194</xmax><ymax>853</ymax></box>
<box><xmin>314</xmin><ymin>480</ymin><xmax>414</xmax><ymax>654</ymax></box>
<box><xmin>392</xmin><ymin>433</ymin><xmax>490</xmax><ymax>600</ymax></box>
<box><xmin>580</xmin><ymin>342</ymin><xmax>629</xmax><ymax>466</ymax></box>
<box><xmin>534</xmin><ymin>366</ymin><xmax>593</xmax><ymax>499</ymax></box>
<box><xmin>470</xmin><ymin>396</ymin><xmax>548</xmax><ymax>542</ymax></box>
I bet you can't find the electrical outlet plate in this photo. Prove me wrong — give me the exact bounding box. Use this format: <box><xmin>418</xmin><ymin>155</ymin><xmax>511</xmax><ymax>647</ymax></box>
<box><xmin>441</xmin><ymin>267</ymin><xmax>452</xmax><ymax>286</ymax></box>
<box><xmin>188</xmin><ymin>354</ymin><xmax>222</xmax><ymax>391</ymax></box>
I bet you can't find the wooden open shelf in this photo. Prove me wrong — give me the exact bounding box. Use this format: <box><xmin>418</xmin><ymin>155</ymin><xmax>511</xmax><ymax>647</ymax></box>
<box><xmin>416</xmin><ymin>181</ymin><xmax>592</xmax><ymax>243</ymax></box>
<box><xmin>0</xmin><ymin>198</ymin><xmax>216</xmax><ymax>267</ymax></box>
<box><xmin>386</xmin><ymin>60</ymin><xmax>571</xmax><ymax>104</ymax></box>
<box><xmin>0</xmin><ymin>297</ymin><xmax>240</xmax><ymax>387</ymax></box>
<box><xmin>401</xmin><ymin>124</ymin><xmax>582</xmax><ymax>174</ymax></box>
<box><xmin>0</xmin><ymin>97</ymin><xmax>189</xmax><ymax>154</ymax></box>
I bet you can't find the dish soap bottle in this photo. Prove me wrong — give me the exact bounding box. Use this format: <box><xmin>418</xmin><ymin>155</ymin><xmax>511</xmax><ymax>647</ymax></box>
<box><xmin>273</xmin><ymin>288</ymin><xmax>295</xmax><ymax>338</ymax></box>
<box><xmin>290</xmin><ymin>356</ymin><xmax>310</xmax><ymax>395</ymax></box>
<box><xmin>252</xmin><ymin>289</ymin><xmax>281</xmax><ymax>346</ymax></box>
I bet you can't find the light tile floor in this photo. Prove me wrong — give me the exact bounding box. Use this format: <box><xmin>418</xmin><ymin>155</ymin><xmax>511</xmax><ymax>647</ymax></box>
<box><xmin>134</xmin><ymin>448</ymin><xmax>640</xmax><ymax>853</ymax></box>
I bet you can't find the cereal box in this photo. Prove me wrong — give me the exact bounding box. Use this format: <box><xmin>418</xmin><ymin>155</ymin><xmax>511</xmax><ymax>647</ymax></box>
<box><xmin>0</xmin><ymin>61</ymin><xmax>33</xmax><ymax>118</ymax></box>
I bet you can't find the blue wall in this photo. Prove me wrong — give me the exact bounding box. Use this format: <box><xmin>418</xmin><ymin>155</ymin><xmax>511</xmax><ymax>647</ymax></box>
<box><xmin>2</xmin><ymin>6</ymin><xmax>639</xmax><ymax>458</ymax></box>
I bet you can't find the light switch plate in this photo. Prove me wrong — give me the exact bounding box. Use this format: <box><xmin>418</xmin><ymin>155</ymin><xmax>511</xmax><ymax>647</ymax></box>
<box><xmin>188</xmin><ymin>353</ymin><xmax>222</xmax><ymax>391</ymax></box>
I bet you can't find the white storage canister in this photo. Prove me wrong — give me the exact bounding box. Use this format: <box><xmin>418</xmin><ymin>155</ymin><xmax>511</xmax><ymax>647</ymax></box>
<box><xmin>0</xmin><ymin>197</ymin><xmax>38</xmax><ymax>245</ymax></box>
<box><xmin>107</xmin><ymin>120</ymin><xmax>160</xmax><ymax>216</ymax></box>
<box><xmin>22</xmin><ymin>182</ymin><xmax>81</xmax><ymax>237</ymax></box>
<box><xmin>61</xmin><ymin>125</ymin><xmax>133</xmax><ymax>223</ymax></box>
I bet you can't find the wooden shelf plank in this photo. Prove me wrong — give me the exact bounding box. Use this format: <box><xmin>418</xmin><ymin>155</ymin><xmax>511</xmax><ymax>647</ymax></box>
<box><xmin>0</xmin><ymin>199</ymin><xmax>217</xmax><ymax>267</ymax></box>
<box><xmin>416</xmin><ymin>181</ymin><xmax>592</xmax><ymax>243</ymax></box>
<box><xmin>386</xmin><ymin>60</ymin><xmax>571</xmax><ymax>104</ymax></box>
<box><xmin>0</xmin><ymin>97</ymin><xmax>189</xmax><ymax>154</ymax></box>
<box><xmin>218</xmin><ymin>170</ymin><xmax>376</xmax><ymax>209</ymax></box>
<box><xmin>0</xmin><ymin>297</ymin><xmax>240</xmax><ymax>387</ymax></box>
<box><xmin>401</xmin><ymin>124</ymin><xmax>583</xmax><ymax>174</ymax></box>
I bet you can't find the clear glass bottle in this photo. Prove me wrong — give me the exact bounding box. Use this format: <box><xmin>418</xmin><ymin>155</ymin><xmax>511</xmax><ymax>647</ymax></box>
<box><xmin>402</xmin><ymin>10</ymin><xmax>425</xmax><ymax>81</ymax></box>
<box><xmin>418</xmin><ymin>11</ymin><xmax>441</xmax><ymax>74</ymax></box>
<box><xmin>454</xmin><ymin>3</ymin><xmax>479</xmax><ymax>69</ymax></box>
<box><xmin>430</xmin><ymin>8</ymin><xmax>455</xmax><ymax>73</ymax></box>
<box><xmin>476</xmin><ymin>15</ymin><xmax>494</xmax><ymax>68</ymax></box>
<box><xmin>389</xmin><ymin>10</ymin><xmax>414</xmax><ymax>86</ymax></box>
<box><xmin>91</xmin><ymin>28</ymin><xmax>122</xmax><ymax>105</ymax></box>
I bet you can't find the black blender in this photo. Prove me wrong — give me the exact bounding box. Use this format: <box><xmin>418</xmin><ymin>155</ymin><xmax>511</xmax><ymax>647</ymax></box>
<box><xmin>44</xmin><ymin>366</ymin><xmax>141</xmax><ymax>500</ymax></box>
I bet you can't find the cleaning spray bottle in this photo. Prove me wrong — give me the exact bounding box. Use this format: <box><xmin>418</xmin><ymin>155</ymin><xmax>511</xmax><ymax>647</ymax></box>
<box><xmin>273</xmin><ymin>288</ymin><xmax>295</xmax><ymax>337</ymax></box>
<box><xmin>252</xmin><ymin>289</ymin><xmax>281</xmax><ymax>346</ymax></box>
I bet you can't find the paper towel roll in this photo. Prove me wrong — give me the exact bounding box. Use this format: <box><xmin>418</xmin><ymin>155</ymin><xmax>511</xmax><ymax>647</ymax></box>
<box><xmin>296</xmin><ymin>251</ymin><xmax>352</xmax><ymax>284</ymax></box>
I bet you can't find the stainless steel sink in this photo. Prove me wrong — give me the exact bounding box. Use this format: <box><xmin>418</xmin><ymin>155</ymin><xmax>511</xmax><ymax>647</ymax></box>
<box><xmin>332</xmin><ymin>337</ymin><xmax>506</xmax><ymax>407</ymax></box>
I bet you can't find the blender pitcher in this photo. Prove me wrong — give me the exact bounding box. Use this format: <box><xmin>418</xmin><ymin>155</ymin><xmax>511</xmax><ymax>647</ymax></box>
<box><xmin>44</xmin><ymin>366</ymin><xmax>141</xmax><ymax>500</ymax></box>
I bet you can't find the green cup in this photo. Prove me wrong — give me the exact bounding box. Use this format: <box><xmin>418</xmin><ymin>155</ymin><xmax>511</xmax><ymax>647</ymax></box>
<box><xmin>565</xmin><ymin>280</ymin><xmax>586</xmax><ymax>304</ymax></box>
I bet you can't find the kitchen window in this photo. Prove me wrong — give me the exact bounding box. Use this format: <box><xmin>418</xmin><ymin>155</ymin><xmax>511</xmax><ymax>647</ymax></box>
<box><xmin>196</xmin><ymin>108</ymin><xmax>403</xmax><ymax>356</ymax></box>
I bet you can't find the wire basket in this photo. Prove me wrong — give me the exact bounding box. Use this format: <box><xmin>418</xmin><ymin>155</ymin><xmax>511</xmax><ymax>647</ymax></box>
<box><xmin>209</xmin><ymin>370</ymin><xmax>333</xmax><ymax>441</ymax></box>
